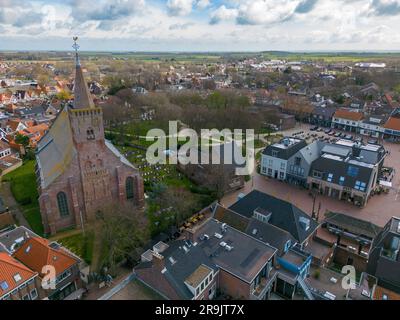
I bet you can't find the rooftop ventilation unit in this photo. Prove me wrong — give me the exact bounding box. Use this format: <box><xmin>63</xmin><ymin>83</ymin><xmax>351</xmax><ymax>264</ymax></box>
<box><xmin>225</xmin><ymin>245</ymin><xmax>234</xmax><ymax>252</ymax></box>
<box><xmin>200</xmin><ymin>234</ymin><xmax>210</xmax><ymax>241</ymax></box>
<box><xmin>182</xmin><ymin>245</ymin><xmax>189</xmax><ymax>253</ymax></box>
<box><xmin>221</xmin><ymin>223</ymin><xmax>228</xmax><ymax>233</ymax></box>
<box><xmin>168</xmin><ymin>256</ymin><xmax>177</xmax><ymax>265</ymax></box>
<box><xmin>220</xmin><ymin>242</ymin><xmax>227</xmax><ymax>248</ymax></box>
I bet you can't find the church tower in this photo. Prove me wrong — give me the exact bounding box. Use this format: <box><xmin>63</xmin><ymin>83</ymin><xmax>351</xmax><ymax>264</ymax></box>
<box><xmin>36</xmin><ymin>38</ymin><xmax>144</xmax><ymax>235</ymax></box>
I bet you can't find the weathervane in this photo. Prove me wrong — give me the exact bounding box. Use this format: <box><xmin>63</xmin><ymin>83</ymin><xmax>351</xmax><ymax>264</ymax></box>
<box><xmin>72</xmin><ymin>36</ymin><xmax>81</xmax><ymax>66</ymax></box>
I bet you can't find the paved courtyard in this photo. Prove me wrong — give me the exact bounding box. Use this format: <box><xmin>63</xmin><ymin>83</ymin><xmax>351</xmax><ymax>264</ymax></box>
<box><xmin>110</xmin><ymin>280</ymin><xmax>164</xmax><ymax>300</ymax></box>
<box><xmin>222</xmin><ymin>124</ymin><xmax>400</xmax><ymax>228</ymax></box>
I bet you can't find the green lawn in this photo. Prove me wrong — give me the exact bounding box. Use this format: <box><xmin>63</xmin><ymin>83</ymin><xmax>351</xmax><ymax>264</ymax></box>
<box><xmin>3</xmin><ymin>160</ymin><xmax>44</xmax><ymax>236</ymax></box>
<box><xmin>58</xmin><ymin>231</ymin><xmax>94</xmax><ymax>265</ymax></box>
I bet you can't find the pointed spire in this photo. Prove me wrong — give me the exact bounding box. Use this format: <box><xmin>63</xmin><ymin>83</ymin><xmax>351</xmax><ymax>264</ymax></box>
<box><xmin>72</xmin><ymin>37</ymin><xmax>95</xmax><ymax>109</ymax></box>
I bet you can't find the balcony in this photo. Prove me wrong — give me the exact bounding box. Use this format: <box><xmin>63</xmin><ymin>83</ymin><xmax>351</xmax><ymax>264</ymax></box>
<box><xmin>251</xmin><ymin>272</ymin><xmax>277</xmax><ymax>300</ymax></box>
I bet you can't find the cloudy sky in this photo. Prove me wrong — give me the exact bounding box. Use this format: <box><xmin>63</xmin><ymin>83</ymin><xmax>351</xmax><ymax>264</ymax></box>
<box><xmin>1</xmin><ymin>0</ymin><xmax>400</xmax><ymax>51</ymax></box>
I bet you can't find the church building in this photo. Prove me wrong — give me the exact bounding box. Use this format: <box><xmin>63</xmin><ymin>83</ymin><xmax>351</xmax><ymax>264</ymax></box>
<box><xmin>35</xmin><ymin>39</ymin><xmax>144</xmax><ymax>235</ymax></box>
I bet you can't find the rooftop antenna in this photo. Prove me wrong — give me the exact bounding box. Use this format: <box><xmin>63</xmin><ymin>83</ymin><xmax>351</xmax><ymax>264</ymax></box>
<box><xmin>72</xmin><ymin>36</ymin><xmax>81</xmax><ymax>67</ymax></box>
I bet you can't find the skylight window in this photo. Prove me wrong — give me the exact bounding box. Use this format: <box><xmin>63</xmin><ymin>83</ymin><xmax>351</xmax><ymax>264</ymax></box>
<box><xmin>13</xmin><ymin>273</ymin><xmax>22</xmax><ymax>283</ymax></box>
<box><xmin>0</xmin><ymin>281</ymin><xmax>9</xmax><ymax>291</ymax></box>
<box><xmin>354</xmin><ymin>181</ymin><xmax>367</xmax><ymax>192</ymax></box>
<box><xmin>347</xmin><ymin>166</ymin><xmax>359</xmax><ymax>177</ymax></box>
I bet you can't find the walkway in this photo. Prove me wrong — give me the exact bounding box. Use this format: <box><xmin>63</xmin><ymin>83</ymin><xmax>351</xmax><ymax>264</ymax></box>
<box><xmin>0</xmin><ymin>181</ymin><xmax>30</xmax><ymax>228</ymax></box>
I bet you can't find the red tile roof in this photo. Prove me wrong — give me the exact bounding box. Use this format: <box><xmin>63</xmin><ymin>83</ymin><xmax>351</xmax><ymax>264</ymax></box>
<box><xmin>373</xmin><ymin>286</ymin><xmax>400</xmax><ymax>300</ymax></box>
<box><xmin>13</xmin><ymin>237</ymin><xmax>78</xmax><ymax>276</ymax></box>
<box><xmin>384</xmin><ymin>116</ymin><xmax>400</xmax><ymax>131</ymax></box>
<box><xmin>333</xmin><ymin>109</ymin><xmax>364</xmax><ymax>121</ymax></box>
<box><xmin>0</xmin><ymin>252</ymin><xmax>37</xmax><ymax>297</ymax></box>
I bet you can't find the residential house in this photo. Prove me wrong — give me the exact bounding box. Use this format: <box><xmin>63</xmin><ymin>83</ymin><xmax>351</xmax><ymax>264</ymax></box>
<box><xmin>320</xmin><ymin>212</ymin><xmax>382</xmax><ymax>272</ymax></box>
<box><xmin>331</xmin><ymin>108</ymin><xmax>364</xmax><ymax>133</ymax></box>
<box><xmin>12</xmin><ymin>237</ymin><xmax>83</xmax><ymax>300</ymax></box>
<box><xmin>285</xmin><ymin>140</ymin><xmax>326</xmax><ymax>187</ymax></box>
<box><xmin>0</xmin><ymin>140</ymin><xmax>22</xmax><ymax>177</ymax></box>
<box><xmin>367</xmin><ymin>217</ymin><xmax>400</xmax><ymax>295</ymax></box>
<box><xmin>309</xmin><ymin>106</ymin><xmax>337</xmax><ymax>128</ymax></box>
<box><xmin>18</xmin><ymin>123</ymin><xmax>49</xmax><ymax>148</ymax></box>
<box><xmin>226</xmin><ymin>190</ymin><xmax>319</xmax><ymax>249</ymax></box>
<box><xmin>261</xmin><ymin>137</ymin><xmax>307</xmax><ymax>181</ymax></box>
<box><xmin>383</xmin><ymin>112</ymin><xmax>400</xmax><ymax>142</ymax></box>
<box><xmin>307</xmin><ymin>140</ymin><xmax>386</xmax><ymax>207</ymax></box>
<box><xmin>359</xmin><ymin>115</ymin><xmax>387</xmax><ymax>138</ymax></box>
<box><xmin>0</xmin><ymin>253</ymin><xmax>42</xmax><ymax>300</ymax></box>
<box><xmin>135</xmin><ymin>218</ymin><xmax>277</xmax><ymax>300</ymax></box>
<box><xmin>217</xmin><ymin>191</ymin><xmax>320</xmax><ymax>299</ymax></box>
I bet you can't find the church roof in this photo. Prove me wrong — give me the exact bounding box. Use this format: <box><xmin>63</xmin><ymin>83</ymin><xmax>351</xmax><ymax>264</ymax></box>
<box><xmin>35</xmin><ymin>106</ymin><xmax>76</xmax><ymax>189</ymax></box>
<box><xmin>73</xmin><ymin>64</ymin><xmax>95</xmax><ymax>109</ymax></box>
<box><xmin>72</xmin><ymin>38</ymin><xmax>95</xmax><ymax>110</ymax></box>
<box><xmin>105</xmin><ymin>140</ymin><xmax>136</xmax><ymax>169</ymax></box>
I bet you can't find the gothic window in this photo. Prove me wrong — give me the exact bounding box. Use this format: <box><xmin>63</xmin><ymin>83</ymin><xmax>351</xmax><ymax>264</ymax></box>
<box><xmin>87</xmin><ymin>128</ymin><xmax>95</xmax><ymax>140</ymax></box>
<box><xmin>126</xmin><ymin>177</ymin><xmax>134</xmax><ymax>200</ymax></box>
<box><xmin>57</xmin><ymin>192</ymin><xmax>69</xmax><ymax>217</ymax></box>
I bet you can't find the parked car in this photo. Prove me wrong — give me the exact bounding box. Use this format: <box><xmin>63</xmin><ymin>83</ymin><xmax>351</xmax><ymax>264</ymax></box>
<box><xmin>345</xmin><ymin>135</ymin><xmax>353</xmax><ymax>140</ymax></box>
<box><xmin>328</xmin><ymin>131</ymin><xmax>335</xmax><ymax>136</ymax></box>
<box><xmin>310</xmin><ymin>126</ymin><xmax>319</xmax><ymax>131</ymax></box>
<box><xmin>317</xmin><ymin>128</ymin><xmax>323</xmax><ymax>132</ymax></box>
<box><xmin>340</xmin><ymin>133</ymin><xmax>347</xmax><ymax>138</ymax></box>
<box><xmin>334</xmin><ymin>132</ymin><xmax>341</xmax><ymax>137</ymax></box>
<box><xmin>355</xmin><ymin>137</ymin><xmax>363</xmax><ymax>143</ymax></box>
<box><xmin>368</xmin><ymin>139</ymin><xmax>378</xmax><ymax>145</ymax></box>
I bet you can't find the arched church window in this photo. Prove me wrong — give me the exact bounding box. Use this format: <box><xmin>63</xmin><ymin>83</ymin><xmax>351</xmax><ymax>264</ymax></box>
<box><xmin>126</xmin><ymin>177</ymin><xmax>134</xmax><ymax>200</ymax></box>
<box><xmin>57</xmin><ymin>192</ymin><xmax>69</xmax><ymax>217</ymax></box>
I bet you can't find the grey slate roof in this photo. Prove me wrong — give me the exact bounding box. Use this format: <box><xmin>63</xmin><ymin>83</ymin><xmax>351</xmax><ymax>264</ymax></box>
<box><xmin>312</xmin><ymin>106</ymin><xmax>337</xmax><ymax>118</ymax></box>
<box><xmin>228</xmin><ymin>190</ymin><xmax>318</xmax><ymax>244</ymax></box>
<box><xmin>324</xmin><ymin>212</ymin><xmax>382</xmax><ymax>239</ymax></box>
<box><xmin>245</xmin><ymin>219</ymin><xmax>295</xmax><ymax>256</ymax></box>
<box><xmin>35</xmin><ymin>106</ymin><xmax>76</xmax><ymax>189</ymax></box>
<box><xmin>161</xmin><ymin>240</ymin><xmax>217</xmax><ymax>300</ymax></box>
<box><xmin>367</xmin><ymin>217</ymin><xmax>400</xmax><ymax>293</ymax></box>
<box><xmin>297</xmin><ymin>140</ymin><xmax>326</xmax><ymax>166</ymax></box>
<box><xmin>321</xmin><ymin>145</ymin><xmax>351</xmax><ymax>158</ymax></box>
<box><xmin>262</xmin><ymin>138</ymin><xmax>308</xmax><ymax>160</ymax></box>
<box><xmin>136</xmin><ymin>219</ymin><xmax>277</xmax><ymax>299</ymax></box>
<box><xmin>0</xmin><ymin>226</ymin><xmax>38</xmax><ymax>254</ymax></box>
<box><xmin>309</xmin><ymin>155</ymin><xmax>373</xmax><ymax>189</ymax></box>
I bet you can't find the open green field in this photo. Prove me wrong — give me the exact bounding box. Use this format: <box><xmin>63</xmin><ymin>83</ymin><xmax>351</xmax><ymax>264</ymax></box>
<box><xmin>3</xmin><ymin>160</ymin><xmax>43</xmax><ymax>236</ymax></box>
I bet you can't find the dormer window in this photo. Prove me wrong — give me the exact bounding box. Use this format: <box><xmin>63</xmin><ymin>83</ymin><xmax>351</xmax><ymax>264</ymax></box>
<box><xmin>87</xmin><ymin>128</ymin><xmax>95</xmax><ymax>140</ymax></box>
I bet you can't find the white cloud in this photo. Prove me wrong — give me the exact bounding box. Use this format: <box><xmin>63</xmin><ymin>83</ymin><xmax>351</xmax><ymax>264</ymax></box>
<box><xmin>196</xmin><ymin>0</ymin><xmax>211</xmax><ymax>10</ymax></box>
<box><xmin>2</xmin><ymin>0</ymin><xmax>400</xmax><ymax>50</ymax></box>
<box><xmin>210</xmin><ymin>5</ymin><xmax>238</xmax><ymax>24</ymax></box>
<box><xmin>166</xmin><ymin>0</ymin><xmax>194</xmax><ymax>16</ymax></box>
<box><xmin>235</xmin><ymin>0</ymin><xmax>300</xmax><ymax>25</ymax></box>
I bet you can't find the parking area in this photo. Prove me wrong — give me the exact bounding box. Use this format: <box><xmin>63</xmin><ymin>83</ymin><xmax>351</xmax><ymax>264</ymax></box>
<box><xmin>222</xmin><ymin>123</ymin><xmax>400</xmax><ymax>228</ymax></box>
